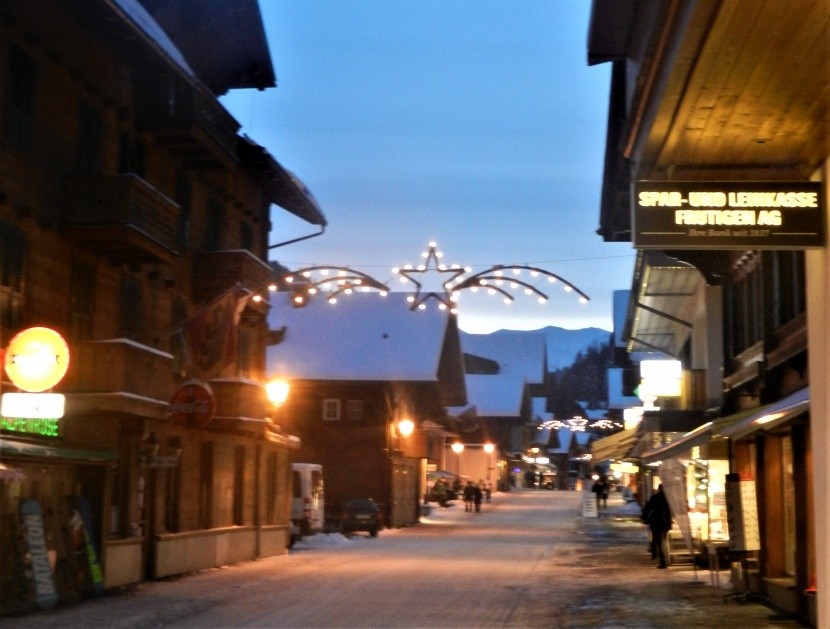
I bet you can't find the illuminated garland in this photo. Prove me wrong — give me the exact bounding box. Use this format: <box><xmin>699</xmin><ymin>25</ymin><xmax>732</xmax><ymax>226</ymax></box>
<box><xmin>272</xmin><ymin>242</ymin><xmax>590</xmax><ymax>312</ymax></box>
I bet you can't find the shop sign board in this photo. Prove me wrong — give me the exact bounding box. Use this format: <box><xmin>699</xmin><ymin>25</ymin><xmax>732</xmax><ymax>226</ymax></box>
<box><xmin>633</xmin><ymin>181</ymin><xmax>824</xmax><ymax>249</ymax></box>
<box><xmin>0</xmin><ymin>417</ymin><xmax>60</xmax><ymax>438</ymax></box>
<box><xmin>169</xmin><ymin>379</ymin><xmax>216</xmax><ymax>428</ymax></box>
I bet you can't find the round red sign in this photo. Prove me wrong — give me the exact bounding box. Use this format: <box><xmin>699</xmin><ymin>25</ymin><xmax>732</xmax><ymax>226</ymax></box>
<box><xmin>169</xmin><ymin>380</ymin><xmax>216</xmax><ymax>428</ymax></box>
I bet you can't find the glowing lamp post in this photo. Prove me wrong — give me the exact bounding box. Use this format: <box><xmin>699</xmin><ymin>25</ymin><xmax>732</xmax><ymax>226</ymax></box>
<box><xmin>397</xmin><ymin>418</ymin><xmax>414</xmax><ymax>438</ymax></box>
<box><xmin>265</xmin><ymin>378</ymin><xmax>290</xmax><ymax>408</ymax></box>
<box><xmin>451</xmin><ymin>441</ymin><xmax>464</xmax><ymax>482</ymax></box>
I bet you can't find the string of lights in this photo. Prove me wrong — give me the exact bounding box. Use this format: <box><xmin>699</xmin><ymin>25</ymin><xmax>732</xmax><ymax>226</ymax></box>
<box><xmin>270</xmin><ymin>242</ymin><xmax>591</xmax><ymax>313</ymax></box>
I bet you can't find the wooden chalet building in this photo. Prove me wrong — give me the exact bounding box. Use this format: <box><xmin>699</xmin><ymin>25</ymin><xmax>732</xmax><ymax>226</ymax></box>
<box><xmin>267</xmin><ymin>293</ymin><xmax>467</xmax><ymax>529</ymax></box>
<box><xmin>0</xmin><ymin>0</ymin><xmax>325</xmax><ymax>613</ymax></box>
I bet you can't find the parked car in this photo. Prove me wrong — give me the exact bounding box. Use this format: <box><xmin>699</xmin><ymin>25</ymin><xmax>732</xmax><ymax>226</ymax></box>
<box><xmin>339</xmin><ymin>499</ymin><xmax>383</xmax><ymax>537</ymax></box>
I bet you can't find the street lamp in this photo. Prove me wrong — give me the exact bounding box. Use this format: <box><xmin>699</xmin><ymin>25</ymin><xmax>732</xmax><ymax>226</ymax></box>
<box><xmin>397</xmin><ymin>418</ymin><xmax>414</xmax><ymax>438</ymax></box>
<box><xmin>483</xmin><ymin>442</ymin><xmax>495</xmax><ymax>481</ymax></box>
<box><xmin>451</xmin><ymin>442</ymin><xmax>464</xmax><ymax>482</ymax></box>
<box><xmin>265</xmin><ymin>378</ymin><xmax>290</xmax><ymax>408</ymax></box>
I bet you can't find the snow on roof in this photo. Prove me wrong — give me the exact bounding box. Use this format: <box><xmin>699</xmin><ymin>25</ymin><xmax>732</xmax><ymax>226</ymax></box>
<box><xmin>461</xmin><ymin>331</ymin><xmax>546</xmax><ymax>384</ymax></box>
<box><xmin>267</xmin><ymin>292</ymin><xmax>451</xmax><ymax>381</ymax></box>
<box><xmin>113</xmin><ymin>0</ymin><xmax>196</xmax><ymax>79</ymax></box>
<box><xmin>460</xmin><ymin>373</ymin><xmax>526</xmax><ymax>417</ymax></box>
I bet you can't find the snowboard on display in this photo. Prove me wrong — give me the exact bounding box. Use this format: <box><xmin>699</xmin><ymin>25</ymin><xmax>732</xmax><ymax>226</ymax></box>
<box><xmin>19</xmin><ymin>499</ymin><xmax>58</xmax><ymax>610</ymax></box>
<box><xmin>66</xmin><ymin>495</ymin><xmax>104</xmax><ymax>597</ymax></box>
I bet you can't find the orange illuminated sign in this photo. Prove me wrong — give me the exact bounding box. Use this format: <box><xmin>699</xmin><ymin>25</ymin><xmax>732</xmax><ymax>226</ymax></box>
<box><xmin>4</xmin><ymin>327</ymin><xmax>70</xmax><ymax>392</ymax></box>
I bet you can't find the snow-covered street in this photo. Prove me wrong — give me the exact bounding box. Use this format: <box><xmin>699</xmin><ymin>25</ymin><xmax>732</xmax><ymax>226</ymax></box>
<box><xmin>5</xmin><ymin>491</ymin><xmax>798</xmax><ymax>628</ymax></box>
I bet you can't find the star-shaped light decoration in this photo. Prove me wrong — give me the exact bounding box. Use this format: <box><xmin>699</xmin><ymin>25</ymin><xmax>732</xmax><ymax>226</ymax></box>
<box><xmin>394</xmin><ymin>242</ymin><xmax>468</xmax><ymax>312</ymax></box>
<box><xmin>270</xmin><ymin>242</ymin><xmax>590</xmax><ymax>312</ymax></box>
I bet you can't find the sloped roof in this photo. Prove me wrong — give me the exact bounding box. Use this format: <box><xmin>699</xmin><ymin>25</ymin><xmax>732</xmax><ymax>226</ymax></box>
<box><xmin>267</xmin><ymin>293</ymin><xmax>464</xmax><ymax>394</ymax></box>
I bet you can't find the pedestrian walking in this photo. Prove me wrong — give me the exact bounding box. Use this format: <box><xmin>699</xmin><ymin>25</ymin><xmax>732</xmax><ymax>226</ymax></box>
<box><xmin>473</xmin><ymin>482</ymin><xmax>483</xmax><ymax>512</ymax></box>
<box><xmin>591</xmin><ymin>478</ymin><xmax>605</xmax><ymax>509</ymax></box>
<box><xmin>641</xmin><ymin>484</ymin><xmax>672</xmax><ymax>568</ymax></box>
<box><xmin>462</xmin><ymin>481</ymin><xmax>475</xmax><ymax>512</ymax></box>
<box><xmin>601</xmin><ymin>480</ymin><xmax>609</xmax><ymax>509</ymax></box>
<box><xmin>485</xmin><ymin>481</ymin><xmax>492</xmax><ymax>503</ymax></box>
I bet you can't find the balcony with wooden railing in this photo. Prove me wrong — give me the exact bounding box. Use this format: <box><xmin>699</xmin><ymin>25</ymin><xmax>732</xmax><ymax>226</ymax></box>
<box><xmin>134</xmin><ymin>85</ymin><xmax>239</xmax><ymax>171</ymax></box>
<box><xmin>63</xmin><ymin>174</ymin><xmax>179</xmax><ymax>265</ymax></box>
<box><xmin>60</xmin><ymin>339</ymin><xmax>174</xmax><ymax>419</ymax></box>
<box><xmin>192</xmin><ymin>250</ymin><xmax>273</xmax><ymax>304</ymax></box>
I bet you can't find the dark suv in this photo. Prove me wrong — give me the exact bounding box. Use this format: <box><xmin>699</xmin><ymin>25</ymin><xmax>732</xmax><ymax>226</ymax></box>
<box><xmin>339</xmin><ymin>499</ymin><xmax>383</xmax><ymax>537</ymax></box>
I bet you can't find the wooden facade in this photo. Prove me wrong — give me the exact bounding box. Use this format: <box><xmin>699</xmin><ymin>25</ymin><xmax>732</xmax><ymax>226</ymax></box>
<box><xmin>0</xmin><ymin>0</ymin><xmax>317</xmax><ymax>614</ymax></box>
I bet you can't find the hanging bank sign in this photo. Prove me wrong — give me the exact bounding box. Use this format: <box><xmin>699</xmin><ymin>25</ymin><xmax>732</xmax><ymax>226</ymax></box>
<box><xmin>633</xmin><ymin>181</ymin><xmax>824</xmax><ymax>249</ymax></box>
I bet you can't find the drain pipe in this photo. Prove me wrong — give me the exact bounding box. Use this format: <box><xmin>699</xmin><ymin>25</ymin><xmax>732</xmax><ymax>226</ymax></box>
<box><xmin>268</xmin><ymin>223</ymin><xmax>326</xmax><ymax>250</ymax></box>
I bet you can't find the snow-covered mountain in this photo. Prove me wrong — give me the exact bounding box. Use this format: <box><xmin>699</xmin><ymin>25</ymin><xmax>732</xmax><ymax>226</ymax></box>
<box><xmin>461</xmin><ymin>326</ymin><xmax>611</xmax><ymax>372</ymax></box>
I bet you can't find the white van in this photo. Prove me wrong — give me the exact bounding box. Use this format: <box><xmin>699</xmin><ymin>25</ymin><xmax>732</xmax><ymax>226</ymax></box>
<box><xmin>291</xmin><ymin>463</ymin><xmax>325</xmax><ymax>540</ymax></box>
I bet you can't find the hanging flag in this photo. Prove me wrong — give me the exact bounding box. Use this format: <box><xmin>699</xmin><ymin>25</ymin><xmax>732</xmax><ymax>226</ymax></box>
<box><xmin>183</xmin><ymin>285</ymin><xmax>251</xmax><ymax>380</ymax></box>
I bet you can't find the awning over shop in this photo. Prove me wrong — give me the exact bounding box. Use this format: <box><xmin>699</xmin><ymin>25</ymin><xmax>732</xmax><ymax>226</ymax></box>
<box><xmin>591</xmin><ymin>427</ymin><xmax>638</xmax><ymax>461</ymax></box>
<box><xmin>713</xmin><ymin>387</ymin><xmax>809</xmax><ymax>440</ymax></box>
<box><xmin>0</xmin><ymin>438</ymin><xmax>118</xmax><ymax>464</ymax></box>
<box><xmin>641</xmin><ymin>421</ymin><xmax>713</xmax><ymax>465</ymax></box>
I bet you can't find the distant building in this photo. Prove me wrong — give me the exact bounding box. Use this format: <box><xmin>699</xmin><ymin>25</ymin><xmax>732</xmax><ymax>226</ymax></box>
<box><xmin>267</xmin><ymin>293</ymin><xmax>466</xmax><ymax>528</ymax></box>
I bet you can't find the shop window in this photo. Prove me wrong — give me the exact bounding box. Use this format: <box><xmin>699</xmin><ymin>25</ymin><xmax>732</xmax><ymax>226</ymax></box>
<box><xmin>323</xmin><ymin>399</ymin><xmax>341</xmax><ymax>421</ymax></box>
<box><xmin>233</xmin><ymin>445</ymin><xmax>245</xmax><ymax>525</ymax></box>
<box><xmin>3</xmin><ymin>44</ymin><xmax>36</xmax><ymax>153</ymax></box>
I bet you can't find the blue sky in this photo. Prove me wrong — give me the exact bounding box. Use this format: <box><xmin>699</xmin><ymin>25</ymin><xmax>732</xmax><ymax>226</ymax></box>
<box><xmin>220</xmin><ymin>1</ymin><xmax>635</xmax><ymax>333</ymax></box>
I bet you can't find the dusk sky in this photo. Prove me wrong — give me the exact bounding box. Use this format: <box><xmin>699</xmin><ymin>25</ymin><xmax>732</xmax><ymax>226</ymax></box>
<box><xmin>220</xmin><ymin>1</ymin><xmax>635</xmax><ymax>334</ymax></box>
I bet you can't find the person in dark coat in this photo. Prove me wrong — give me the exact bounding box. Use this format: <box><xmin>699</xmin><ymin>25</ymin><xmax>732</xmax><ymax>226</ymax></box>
<box><xmin>462</xmin><ymin>481</ymin><xmax>475</xmax><ymax>512</ymax></box>
<box><xmin>473</xmin><ymin>482</ymin><xmax>483</xmax><ymax>513</ymax></box>
<box><xmin>641</xmin><ymin>484</ymin><xmax>672</xmax><ymax>568</ymax></box>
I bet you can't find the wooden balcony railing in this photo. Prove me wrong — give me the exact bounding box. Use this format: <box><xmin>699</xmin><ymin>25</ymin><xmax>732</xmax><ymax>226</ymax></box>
<box><xmin>63</xmin><ymin>174</ymin><xmax>179</xmax><ymax>265</ymax></box>
<box><xmin>60</xmin><ymin>339</ymin><xmax>174</xmax><ymax>418</ymax></box>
